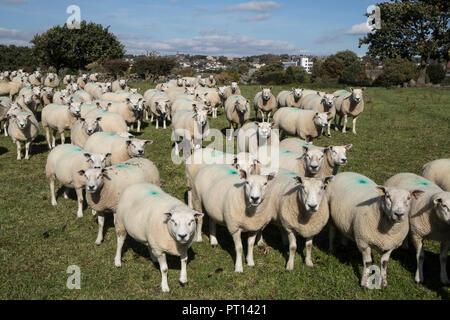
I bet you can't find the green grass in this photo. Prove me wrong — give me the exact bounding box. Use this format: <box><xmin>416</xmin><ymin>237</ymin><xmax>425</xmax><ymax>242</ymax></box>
<box><xmin>0</xmin><ymin>84</ymin><xmax>449</xmax><ymax>299</ymax></box>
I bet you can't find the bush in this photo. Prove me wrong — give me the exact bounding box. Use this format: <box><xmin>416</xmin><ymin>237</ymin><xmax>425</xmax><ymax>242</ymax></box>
<box><xmin>321</xmin><ymin>55</ymin><xmax>344</xmax><ymax>80</ymax></box>
<box><xmin>285</xmin><ymin>66</ymin><xmax>309</xmax><ymax>84</ymax></box>
<box><xmin>216</xmin><ymin>71</ymin><xmax>239</xmax><ymax>85</ymax></box>
<box><xmin>0</xmin><ymin>45</ymin><xmax>38</xmax><ymax>71</ymax></box>
<box><xmin>375</xmin><ymin>56</ymin><xmax>418</xmax><ymax>87</ymax></box>
<box><xmin>86</xmin><ymin>61</ymin><xmax>106</xmax><ymax>74</ymax></box>
<box><xmin>103</xmin><ymin>59</ymin><xmax>130</xmax><ymax>78</ymax></box>
<box><xmin>131</xmin><ymin>56</ymin><xmax>177</xmax><ymax>80</ymax></box>
<box><xmin>426</xmin><ymin>63</ymin><xmax>446</xmax><ymax>84</ymax></box>
<box><xmin>252</xmin><ymin>63</ymin><xmax>309</xmax><ymax>85</ymax></box>
<box><xmin>340</xmin><ymin>60</ymin><xmax>371</xmax><ymax>86</ymax></box>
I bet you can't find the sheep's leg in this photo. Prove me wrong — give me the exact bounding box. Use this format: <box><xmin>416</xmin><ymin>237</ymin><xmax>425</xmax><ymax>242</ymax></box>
<box><xmin>327</xmin><ymin>120</ymin><xmax>332</xmax><ymax>137</ymax></box>
<box><xmin>45</xmin><ymin>127</ymin><xmax>51</xmax><ymax>149</ymax></box>
<box><xmin>342</xmin><ymin>114</ymin><xmax>348</xmax><ymax>133</ymax></box>
<box><xmin>232</xmin><ymin>229</ymin><xmax>244</xmax><ymax>273</ymax></box>
<box><xmin>75</xmin><ymin>187</ymin><xmax>84</xmax><ymax>219</ymax></box>
<box><xmin>411</xmin><ymin>234</ymin><xmax>424</xmax><ymax>284</ymax></box>
<box><xmin>305</xmin><ymin>237</ymin><xmax>314</xmax><ymax>267</ymax></box>
<box><xmin>359</xmin><ymin>246</ymin><xmax>372</xmax><ymax>288</ymax></box>
<box><xmin>51</xmin><ymin>130</ymin><xmax>56</xmax><ymax>148</ymax></box>
<box><xmin>286</xmin><ymin>231</ymin><xmax>297</xmax><ymax>271</ymax></box>
<box><xmin>49</xmin><ymin>178</ymin><xmax>57</xmax><ymax>206</ymax></box>
<box><xmin>440</xmin><ymin>241</ymin><xmax>450</xmax><ymax>285</ymax></box>
<box><xmin>163</xmin><ymin>118</ymin><xmax>166</xmax><ymax>130</ymax></box>
<box><xmin>157</xmin><ymin>253</ymin><xmax>170</xmax><ymax>292</ymax></box>
<box><xmin>137</xmin><ymin>119</ymin><xmax>141</xmax><ymax>132</ymax></box>
<box><xmin>155</xmin><ymin>117</ymin><xmax>159</xmax><ymax>129</ymax></box>
<box><xmin>328</xmin><ymin>223</ymin><xmax>336</xmax><ymax>253</ymax></box>
<box><xmin>179</xmin><ymin>251</ymin><xmax>188</xmax><ymax>285</ymax></box>
<box><xmin>63</xmin><ymin>187</ymin><xmax>69</xmax><ymax>199</ymax></box>
<box><xmin>380</xmin><ymin>249</ymin><xmax>393</xmax><ymax>287</ymax></box>
<box><xmin>209</xmin><ymin>220</ymin><xmax>218</xmax><ymax>247</ymax></box>
<box><xmin>148</xmin><ymin>246</ymin><xmax>158</xmax><ymax>263</ymax></box>
<box><xmin>60</xmin><ymin>131</ymin><xmax>65</xmax><ymax>145</ymax></box>
<box><xmin>3</xmin><ymin>122</ymin><xmax>8</xmax><ymax>136</ymax></box>
<box><xmin>246</xmin><ymin>232</ymin><xmax>257</xmax><ymax>267</ymax></box>
<box><xmin>145</xmin><ymin>110</ymin><xmax>149</xmax><ymax>120</ymax></box>
<box><xmin>228</xmin><ymin>122</ymin><xmax>234</xmax><ymax>140</ymax></box>
<box><xmin>16</xmin><ymin>141</ymin><xmax>21</xmax><ymax>160</ymax></box>
<box><xmin>114</xmin><ymin>221</ymin><xmax>127</xmax><ymax>267</ymax></box>
<box><xmin>95</xmin><ymin>212</ymin><xmax>105</xmax><ymax>245</ymax></box>
<box><xmin>352</xmin><ymin>116</ymin><xmax>358</xmax><ymax>135</ymax></box>
<box><xmin>24</xmin><ymin>141</ymin><xmax>30</xmax><ymax>160</ymax></box>
<box><xmin>256</xmin><ymin>230</ymin><xmax>265</xmax><ymax>249</ymax></box>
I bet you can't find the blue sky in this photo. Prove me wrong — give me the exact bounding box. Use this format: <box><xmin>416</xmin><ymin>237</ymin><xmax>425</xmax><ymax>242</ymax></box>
<box><xmin>0</xmin><ymin>0</ymin><xmax>377</xmax><ymax>57</ymax></box>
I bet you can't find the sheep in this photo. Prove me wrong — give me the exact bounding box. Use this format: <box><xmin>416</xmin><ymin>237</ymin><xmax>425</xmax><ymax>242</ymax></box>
<box><xmin>166</xmin><ymin>87</ymin><xmax>195</xmax><ymax>104</ymax></box>
<box><xmin>192</xmin><ymin>164</ymin><xmax>275</xmax><ymax>272</ymax></box>
<box><xmin>76</xmin><ymin>74</ymin><xmax>88</xmax><ymax>89</ymax></box>
<box><xmin>84</xmin><ymin>82</ymin><xmax>107</xmax><ymax>100</ymax></box>
<box><xmin>182</xmin><ymin>77</ymin><xmax>196</xmax><ymax>87</ymax></box>
<box><xmin>171</xmin><ymin>107</ymin><xmax>209</xmax><ymax>155</ymax></box>
<box><xmin>16</xmin><ymin>93</ymin><xmax>39</xmax><ymax>114</ymax></box>
<box><xmin>0</xmin><ymin>97</ymin><xmax>12</xmax><ymax>136</ymax></box>
<box><xmin>111</xmin><ymin>79</ymin><xmax>129</xmax><ymax>92</ymax></box>
<box><xmin>254</xmin><ymin>87</ymin><xmax>277</xmax><ymax>122</ymax></box>
<box><xmin>422</xmin><ymin>159</ymin><xmax>450</xmax><ymax>191</ymax></box>
<box><xmin>206</xmin><ymin>75</ymin><xmax>216</xmax><ymax>88</ymax></box>
<box><xmin>89</xmin><ymin>73</ymin><xmax>99</xmax><ymax>82</ymax></box>
<box><xmin>170</xmin><ymin>97</ymin><xmax>207</xmax><ymax>118</ymax></box>
<box><xmin>83</xmin><ymin>132</ymin><xmax>152</xmax><ymax>165</ymax></box>
<box><xmin>166</xmin><ymin>77</ymin><xmax>184</xmax><ymax>88</ymax></box>
<box><xmin>333</xmin><ymin>88</ymin><xmax>365</xmax><ymax>134</ymax></box>
<box><xmin>125</xmin><ymin>93</ymin><xmax>145</xmax><ymax>132</ymax></box>
<box><xmin>279</xmin><ymin>138</ymin><xmax>352</xmax><ymax>176</ymax></box>
<box><xmin>63</xmin><ymin>75</ymin><xmax>76</xmax><ymax>85</ymax></box>
<box><xmin>114</xmin><ymin>182</ymin><xmax>202</xmax><ymax>292</ymax></box>
<box><xmin>7</xmin><ymin>110</ymin><xmax>39</xmax><ymax>160</ymax></box>
<box><xmin>41</xmin><ymin>102</ymin><xmax>82</xmax><ymax>149</ymax></box>
<box><xmin>276</xmin><ymin>88</ymin><xmax>304</xmax><ymax>108</ymax></box>
<box><xmin>194</xmin><ymin>88</ymin><xmax>222</xmax><ymax>118</ymax></box>
<box><xmin>52</xmin><ymin>90</ymin><xmax>69</xmax><ymax>104</ymax></box>
<box><xmin>237</xmin><ymin>121</ymin><xmax>275</xmax><ymax>154</ymax></box>
<box><xmin>97</xmin><ymin>98</ymin><xmax>142</xmax><ymax>131</ymax></box>
<box><xmin>45</xmin><ymin>144</ymin><xmax>111</xmax><ymax>218</ymax></box>
<box><xmin>81</xmin><ymin>158</ymin><xmax>160</xmax><ymax>245</ymax></box>
<box><xmin>144</xmin><ymin>88</ymin><xmax>165</xmax><ymax>120</ymax></box>
<box><xmin>72</xmin><ymin>90</ymin><xmax>93</xmax><ymax>103</ymax></box>
<box><xmin>155</xmin><ymin>82</ymin><xmax>169</xmax><ymax>91</ymax></box>
<box><xmin>185</xmin><ymin>148</ymin><xmax>259</xmax><ymax>211</ymax></box>
<box><xmin>150</xmin><ymin>96</ymin><xmax>171</xmax><ymax>129</ymax></box>
<box><xmin>40</xmin><ymin>87</ymin><xmax>55</xmax><ymax>106</ymax></box>
<box><xmin>224</xmin><ymin>95</ymin><xmax>250</xmax><ymax>140</ymax></box>
<box><xmin>258</xmin><ymin>171</ymin><xmax>333</xmax><ymax>269</ymax></box>
<box><xmin>328</xmin><ymin>172</ymin><xmax>422</xmax><ymax>288</ymax></box>
<box><xmin>0</xmin><ymin>80</ymin><xmax>23</xmax><ymax>99</ymax></box>
<box><xmin>84</xmin><ymin>107</ymin><xmax>128</xmax><ymax>135</ymax></box>
<box><xmin>384</xmin><ymin>172</ymin><xmax>450</xmax><ymax>285</ymax></box>
<box><xmin>223</xmin><ymin>82</ymin><xmax>241</xmax><ymax>99</ymax></box>
<box><xmin>44</xmin><ymin>73</ymin><xmax>60</xmax><ymax>88</ymax></box>
<box><xmin>273</xmin><ymin>108</ymin><xmax>329</xmax><ymax>142</ymax></box>
<box><xmin>28</xmin><ymin>71</ymin><xmax>43</xmax><ymax>86</ymax></box>
<box><xmin>70</xmin><ymin>116</ymin><xmax>103</xmax><ymax>148</ymax></box>
<box><xmin>301</xmin><ymin>93</ymin><xmax>336</xmax><ymax>137</ymax></box>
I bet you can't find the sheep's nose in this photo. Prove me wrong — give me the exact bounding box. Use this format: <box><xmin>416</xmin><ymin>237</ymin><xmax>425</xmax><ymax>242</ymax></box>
<box><xmin>308</xmin><ymin>204</ymin><xmax>318</xmax><ymax>211</ymax></box>
<box><xmin>394</xmin><ymin>212</ymin><xmax>404</xmax><ymax>220</ymax></box>
<box><xmin>178</xmin><ymin>233</ymin><xmax>187</xmax><ymax>240</ymax></box>
<box><xmin>341</xmin><ymin>158</ymin><xmax>347</xmax><ymax>164</ymax></box>
<box><xmin>251</xmin><ymin>196</ymin><xmax>260</xmax><ymax>203</ymax></box>
<box><xmin>138</xmin><ymin>150</ymin><xmax>144</xmax><ymax>155</ymax></box>
<box><xmin>310</xmin><ymin>165</ymin><xmax>318</xmax><ymax>171</ymax></box>
<box><xmin>88</xmin><ymin>185</ymin><xmax>95</xmax><ymax>190</ymax></box>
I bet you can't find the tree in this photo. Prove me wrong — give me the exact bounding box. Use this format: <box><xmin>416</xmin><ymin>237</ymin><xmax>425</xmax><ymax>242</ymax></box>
<box><xmin>426</xmin><ymin>63</ymin><xmax>446</xmax><ymax>84</ymax></box>
<box><xmin>334</xmin><ymin>50</ymin><xmax>359</xmax><ymax>67</ymax></box>
<box><xmin>359</xmin><ymin>0</ymin><xmax>449</xmax><ymax>66</ymax></box>
<box><xmin>374</xmin><ymin>56</ymin><xmax>418</xmax><ymax>86</ymax></box>
<box><xmin>285</xmin><ymin>66</ymin><xmax>309</xmax><ymax>84</ymax></box>
<box><xmin>131</xmin><ymin>56</ymin><xmax>177</xmax><ymax>80</ymax></box>
<box><xmin>340</xmin><ymin>60</ymin><xmax>370</xmax><ymax>85</ymax></box>
<box><xmin>321</xmin><ymin>55</ymin><xmax>344</xmax><ymax>80</ymax></box>
<box><xmin>237</xmin><ymin>63</ymin><xmax>250</xmax><ymax>75</ymax></box>
<box><xmin>311</xmin><ymin>58</ymin><xmax>323</xmax><ymax>82</ymax></box>
<box><xmin>31</xmin><ymin>21</ymin><xmax>125</xmax><ymax>72</ymax></box>
<box><xmin>0</xmin><ymin>45</ymin><xmax>37</xmax><ymax>71</ymax></box>
<box><xmin>103</xmin><ymin>59</ymin><xmax>130</xmax><ymax>78</ymax></box>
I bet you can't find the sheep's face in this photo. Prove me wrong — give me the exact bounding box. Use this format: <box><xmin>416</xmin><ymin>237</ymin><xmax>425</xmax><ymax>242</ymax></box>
<box><xmin>193</xmin><ymin>108</ymin><xmax>208</xmax><ymax>127</ymax></box>
<box><xmin>177</xmin><ymin>78</ymin><xmax>184</xmax><ymax>87</ymax></box>
<box><xmin>43</xmin><ymin>88</ymin><xmax>54</xmax><ymax>99</ymax></box>
<box><xmin>165</xmin><ymin>210</ymin><xmax>204</xmax><ymax>244</ymax></box>
<box><xmin>231</xmin><ymin>82</ymin><xmax>238</xmax><ymax>92</ymax></box>
<box><xmin>261</xmin><ymin>88</ymin><xmax>272</xmax><ymax>101</ymax></box>
<box><xmin>81</xmin><ymin>117</ymin><xmax>101</xmax><ymax>135</ymax></box>
<box><xmin>160</xmin><ymin>83</ymin><xmax>169</xmax><ymax>91</ymax></box>
<box><xmin>105</xmin><ymin>82</ymin><xmax>112</xmax><ymax>92</ymax></box>
<box><xmin>7</xmin><ymin>104</ymin><xmax>22</xmax><ymax>118</ymax></box>
<box><xmin>48</xmin><ymin>73</ymin><xmax>55</xmax><ymax>81</ymax></box>
<box><xmin>292</xmin><ymin>88</ymin><xmax>303</xmax><ymax>99</ymax></box>
<box><xmin>199</xmin><ymin>79</ymin><xmax>206</xmax><ymax>87</ymax></box>
<box><xmin>313</xmin><ymin>112</ymin><xmax>329</xmax><ymax>127</ymax></box>
<box><xmin>321</xmin><ymin>94</ymin><xmax>335</xmax><ymax>108</ymax></box>
<box><xmin>218</xmin><ymin>87</ymin><xmax>227</xmax><ymax>98</ymax></box>
<box><xmin>126</xmin><ymin>139</ymin><xmax>152</xmax><ymax>157</ymax></box>
<box><xmin>83</xmin><ymin>152</ymin><xmax>111</xmax><ymax>169</ymax></box>
<box><xmin>302</xmin><ymin>146</ymin><xmax>325</xmax><ymax>175</ymax></box>
<box><xmin>126</xmin><ymin>97</ymin><xmax>144</xmax><ymax>112</ymax></box>
<box><xmin>240</xmin><ymin>170</ymin><xmax>275</xmax><ymax>207</ymax></box>
<box><xmin>156</xmin><ymin>100</ymin><xmax>170</xmax><ymax>117</ymax></box>
<box><xmin>326</xmin><ymin>144</ymin><xmax>352</xmax><ymax>166</ymax></box>
<box><xmin>130</xmin><ymin>88</ymin><xmax>138</xmax><ymax>94</ymax></box>
<box><xmin>256</xmin><ymin>121</ymin><xmax>272</xmax><ymax>140</ymax></box>
<box><xmin>433</xmin><ymin>194</ymin><xmax>450</xmax><ymax>225</ymax></box>
<box><xmin>234</xmin><ymin>152</ymin><xmax>259</xmax><ymax>175</ymax></box>
<box><xmin>234</xmin><ymin>99</ymin><xmax>248</xmax><ymax>114</ymax></box>
<box><xmin>68</xmin><ymin>102</ymin><xmax>82</xmax><ymax>117</ymax></box>
<box><xmin>11</xmin><ymin>113</ymin><xmax>31</xmax><ymax>129</ymax></box>
<box><xmin>80</xmin><ymin>168</ymin><xmax>107</xmax><ymax>193</ymax></box>
<box><xmin>22</xmin><ymin>95</ymin><xmax>33</xmax><ymax>106</ymax></box>
<box><xmin>350</xmin><ymin>88</ymin><xmax>364</xmax><ymax>103</ymax></box>
<box><xmin>119</xmin><ymin>79</ymin><xmax>126</xmax><ymax>88</ymax></box>
<box><xmin>209</xmin><ymin>75</ymin><xmax>214</xmax><ymax>80</ymax></box>
<box><xmin>185</xmin><ymin>87</ymin><xmax>195</xmax><ymax>95</ymax></box>
<box><xmin>295</xmin><ymin>176</ymin><xmax>333</xmax><ymax>213</ymax></box>
<box><xmin>195</xmin><ymin>94</ymin><xmax>209</xmax><ymax>107</ymax></box>
<box><xmin>377</xmin><ymin>186</ymin><xmax>422</xmax><ymax>223</ymax></box>
<box><xmin>82</xmin><ymin>74</ymin><xmax>88</xmax><ymax>81</ymax></box>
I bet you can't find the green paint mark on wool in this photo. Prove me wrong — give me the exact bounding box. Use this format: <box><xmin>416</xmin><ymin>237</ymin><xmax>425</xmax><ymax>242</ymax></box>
<box><xmin>115</xmin><ymin>164</ymin><xmax>131</xmax><ymax>169</ymax></box>
<box><xmin>418</xmin><ymin>181</ymin><xmax>430</xmax><ymax>186</ymax></box>
<box><xmin>229</xmin><ymin>169</ymin><xmax>238</xmax><ymax>175</ymax></box>
<box><xmin>280</xmin><ymin>148</ymin><xmax>291</xmax><ymax>154</ymax></box>
<box><xmin>148</xmin><ymin>190</ymin><xmax>159</xmax><ymax>196</ymax></box>
<box><xmin>303</xmin><ymin>142</ymin><xmax>310</xmax><ymax>146</ymax></box>
<box><xmin>232</xmin><ymin>95</ymin><xmax>241</xmax><ymax>99</ymax></box>
<box><xmin>105</xmin><ymin>132</ymin><xmax>117</xmax><ymax>136</ymax></box>
<box><xmin>358</xmin><ymin>179</ymin><xmax>368</xmax><ymax>184</ymax></box>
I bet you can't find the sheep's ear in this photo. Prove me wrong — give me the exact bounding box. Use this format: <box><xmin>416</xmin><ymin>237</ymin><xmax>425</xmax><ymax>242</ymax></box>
<box><xmin>26</xmin><ymin>114</ymin><xmax>32</xmax><ymax>119</ymax></box>
<box><xmin>254</xmin><ymin>121</ymin><xmax>260</xmax><ymax>127</ymax></box>
<box><xmin>433</xmin><ymin>198</ymin><xmax>443</xmax><ymax>206</ymax></box>
<box><xmin>126</xmin><ymin>140</ymin><xmax>132</xmax><ymax>146</ymax></box>
<box><xmin>193</xmin><ymin>212</ymin><xmax>204</xmax><ymax>221</ymax></box>
<box><xmin>105</xmin><ymin>152</ymin><xmax>112</xmax><ymax>158</ymax></box>
<box><xmin>239</xmin><ymin>169</ymin><xmax>247</xmax><ymax>180</ymax></box>
<box><xmin>266</xmin><ymin>172</ymin><xmax>276</xmax><ymax>181</ymax></box>
<box><xmin>96</xmin><ymin>102</ymin><xmax>101</xmax><ymax>108</ymax></box>
<box><xmin>83</xmin><ymin>153</ymin><xmax>91</xmax><ymax>160</ymax></box>
<box><xmin>126</xmin><ymin>98</ymin><xmax>130</xmax><ymax>103</ymax></box>
<box><xmin>164</xmin><ymin>212</ymin><xmax>172</xmax><ymax>222</ymax></box>
<box><xmin>101</xmin><ymin>168</ymin><xmax>108</xmax><ymax>175</ymax></box>
<box><xmin>323</xmin><ymin>176</ymin><xmax>333</xmax><ymax>188</ymax></box>
<box><xmin>411</xmin><ymin>190</ymin><xmax>424</xmax><ymax>200</ymax></box>
<box><xmin>269</xmin><ymin>86</ymin><xmax>272</xmax><ymax>91</ymax></box>
<box><xmin>350</xmin><ymin>87</ymin><xmax>354</xmax><ymax>92</ymax></box>
<box><xmin>302</xmin><ymin>146</ymin><xmax>309</xmax><ymax>153</ymax></box>
<box><xmin>80</xmin><ymin>117</ymin><xmax>86</xmax><ymax>122</ymax></box>
<box><xmin>314</xmin><ymin>112</ymin><xmax>319</xmax><ymax>116</ymax></box>
<box><xmin>345</xmin><ymin>144</ymin><xmax>352</xmax><ymax>150</ymax></box>
<box><xmin>376</xmin><ymin>186</ymin><xmax>386</xmax><ymax>196</ymax></box>
<box><xmin>78</xmin><ymin>169</ymin><xmax>85</xmax><ymax>176</ymax></box>
<box><xmin>145</xmin><ymin>140</ymin><xmax>153</xmax><ymax>145</ymax></box>
<box><xmin>293</xmin><ymin>176</ymin><xmax>303</xmax><ymax>185</ymax></box>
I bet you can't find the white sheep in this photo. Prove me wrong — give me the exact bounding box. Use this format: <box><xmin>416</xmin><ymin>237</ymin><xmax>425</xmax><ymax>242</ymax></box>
<box><xmin>81</xmin><ymin>158</ymin><xmax>160</xmax><ymax>245</ymax></box>
<box><xmin>333</xmin><ymin>88</ymin><xmax>365</xmax><ymax>134</ymax></box>
<box><xmin>273</xmin><ymin>108</ymin><xmax>329</xmax><ymax>142</ymax></box>
<box><xmin>76</xmin><ymin>74</ymin><xmax>88</xmax><ymax>89</ymax></box>
<box><xmin>45</xmin><ymin>144</ymin><xmax>110</xmax><ymax>218</ymax></box>
<box><xmin>70</xmin><ymin>116</ymin><xmax>103</xmax><ymax>148</ymax></box>
<box><xmin>223</xmin><ymin>82</ymin><xmax>241</xmax><ymax>99</ymax></box>
<box><xmin>7</xmin><ymin>110</ymin><xmax>39</xmax><ymax>160</ymax></box>
<box><xmin>384</xmin><ymin>172</ymin><xmax>450</xmax><ymax>284</ymax></box>
<box><xmin>83</xmin><ymin>132</ymin><xmax>152</xmax><ymax>165</ymax></box>
<box><xmin>328</xmin><ymin>172</ymin><xmax>422</xmax><ymax>288</ymax></box>
<box><xmin>172</xmin><ymin>107</ymin><xmax>209</xmax><ymax>155</ymax></box>
<box><xmin>63</xmin><ymin>75</ymin><xmax>76</xmax><ymax>85</ymax></box>
<box><xmin>192</xmin><ymin>164</ymin><xmax>275</xmax><ymax>272</ymax></box>
<box><xmin>254</xmin><ymin>87</ymin><xmax>277</xmax><ymax>122</ymax></box>
<box><xmin>194</xmin><ymin>88</ymin><xmax>222</xmax><ymax>118</ymax></box>
<box><xmin>224</xmin><ymin>95</ymin><xmax>250</xmax><ymax>140</ymax></box>
<box><xmin>44</xmin><ymin>73</ymin><xmax>60</xmax><ymax>88</ymax></box>
<box><xmin>0</xmin><ymin>97</ymin><xmax>12</xmax><ymax>136</ymax></box>
<box><xmin>40</xmin><ymin>87</ymin><xmax>55</xmax><ymax>106</ymax></box>
<box><xmin>422</xmin><ymin>159</ymin><xmax>450</xmax><ymax>191</ymax></box>
<box><xmin>41</xmin><ymin>102</ymin><xmax>82</xmax><ymax>149</ymax></box>
<box><xmin>237</xmin><ymin>121</ymin><xmax>275</xmax><ymax>154</ymax></box>
<box><xmin>28</xmin><ymin>71</ymin><xmax>43</xmax><ymax>86</ymax></box>
<box><xmin>277</xmin><ymin>88</ymin><xmax>304</xmax><ymax>108</ymax></box>
<box><xmin>0</xmin><ymin>80</ymin><xmax>23</xmax><ymax>99</ymax></box>
<box><xmin>206</xmin><ymin>75</ymin><xmax>216</xmax><ymax>88</ymax></box>
<box><xmin>84</xmin><ymin>108</ymin><xmax>128</xmax><ymax>135</ymax></box>
<box><xmin>111</xmin><ymin>79</ymin><xmax>129</xmax><ymax>92</ymax></box>
<box><xmin>150</xmin><ymin>96</ymin><xmax>171</xmax><ymax>129</ymax></box>
<box><xmin>89</xmin><ymin>73</ymin><xmax>99</xmax><ymax>82</ymax></box>
<box><xmin>98</xmin><ymin>99</ymin><xmax>141</xmax><ymax>131</ymax></box>
<box><xmin>114</xmin><ymin>182</ymin><xmax>202</xmax><ymax>292</ymax></box>
<box><xmin>144</xmin><ymin>88</ymin><xmax>164</xmax><ymax>120</ymax></box>
<box><xmin>171</xmin><ymin>97</ymin><xmax>207</xmax><ymax>118</ymax></box>
<box><xmin>301</xmin><ymin>93</ymin><xmax>336</xmax><ymax>137</ymax></box>
<box><xmin>84</xmin><ymin>82</ymin><xmax>107</xmax><ymax>100</ymax></box>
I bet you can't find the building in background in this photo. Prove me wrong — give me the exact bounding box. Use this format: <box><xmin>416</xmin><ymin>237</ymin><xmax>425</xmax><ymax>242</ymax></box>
<box><xmin>300</xmin><ymin>56</ymin><xmax>314</xmax><ymax>74</ymax></box>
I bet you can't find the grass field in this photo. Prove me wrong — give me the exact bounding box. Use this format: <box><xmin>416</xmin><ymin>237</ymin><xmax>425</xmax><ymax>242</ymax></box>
<box><xmin>0</xmin><ymin>84</ymin><xmax>449</xmax><ymax>300</ymax></box>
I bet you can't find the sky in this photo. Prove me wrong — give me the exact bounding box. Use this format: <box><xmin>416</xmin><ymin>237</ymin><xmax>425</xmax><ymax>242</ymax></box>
<box><xmin>0</xmin><ymin>0</ymin><xmax>377</xmax><ymax>57</ymax></box>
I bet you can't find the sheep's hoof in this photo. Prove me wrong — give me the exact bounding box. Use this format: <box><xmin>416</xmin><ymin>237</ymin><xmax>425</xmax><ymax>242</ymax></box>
<box><xmin>179</xmin><ymin>280</ymin><xmax>188</xmax><ymax>286</ymax></box>
<box><xmin>114</xmin><ymin>260</ymin><xmax>121</xmax><ymax>268</ymax></box>
<box><xmin>95</xmin><ymin>239</ymin><xmax>102</xmax><ymax>245</ymax></box>
<box><xmin>305</xmin><ymin>260</ymin><xmax>314</xmax><ymax>267</ymax></box>
<box><xmin>77</xmin><ymin>213</ymin><xmax>83</xmax><ymax>219</ymax></box>
<box><xmin>211</xmin><ymin>244</ymin><xmax>218</xmax><ymax>248</ymax></box>
<box><xmin>161</xmin><ymin>286</ymin><xmax>170</xmax><ymax>293</ymax></box>
<box><xmin>327</xmin><ymin>134</ymin><xmax>331</xmax><ymax>138</ymax></box>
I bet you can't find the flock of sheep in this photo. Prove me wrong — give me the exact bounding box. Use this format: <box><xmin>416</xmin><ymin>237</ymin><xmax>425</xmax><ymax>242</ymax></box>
<box><xmin>0</xmin><ymin>69</ymin><xmax>449</xmax><ymax>294</ymax></box>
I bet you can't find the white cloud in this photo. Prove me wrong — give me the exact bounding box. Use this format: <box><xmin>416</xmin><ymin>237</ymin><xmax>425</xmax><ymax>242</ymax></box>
<box><xmin>241</xmin><ymin>13</ymin><xmax>271</xmax><ymax>22</ymax></box>
<box><xmin>223</xmin><ymin>1</ymin><xmax>281</xmax><ymax>13</ymax></box>
<box><xmin>0</xmin><ymin>27</ymin><xmax>34</xmax><ymax>45</ymax></box>
<box><xmin>345</xmin><ymin>22</ymin><xmax>373</xmax><ymax>35</ymax></box>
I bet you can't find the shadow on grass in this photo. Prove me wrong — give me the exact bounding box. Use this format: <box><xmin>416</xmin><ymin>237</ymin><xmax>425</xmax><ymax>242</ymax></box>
<box><xmin>0</xmin><ymin>146</ymin><xmax>8</xmax><ymax>156</ymax></box>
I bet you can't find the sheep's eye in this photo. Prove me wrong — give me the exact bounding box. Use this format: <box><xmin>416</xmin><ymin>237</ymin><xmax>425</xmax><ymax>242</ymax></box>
<box><xmin>407</xmin><ymin>197</ymin><xmax>411</xmax><ymax>201</ymax></box>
